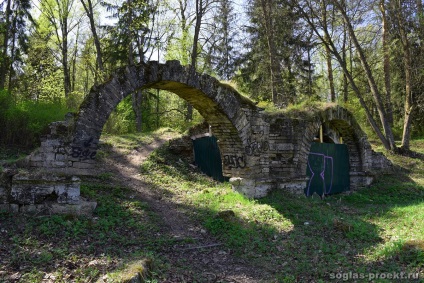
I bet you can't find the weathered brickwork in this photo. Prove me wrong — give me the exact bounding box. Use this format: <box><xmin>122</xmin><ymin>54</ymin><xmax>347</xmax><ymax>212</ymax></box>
<box><xmin>0</xmin><ymin>169</ymin><xmax>96</xmax><ymax>215</ymax></box>
<box><xmin>19</xmin><ymin>60</ymin><xmax>392</xmax><ymax>201</ymax></box>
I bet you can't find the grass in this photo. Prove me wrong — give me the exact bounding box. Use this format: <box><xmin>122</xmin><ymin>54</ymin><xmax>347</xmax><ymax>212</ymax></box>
<box><xmin>1</xmin><ymin>134</ymin><xmax>423</xmax><ymax>282</ymax></box>
<box><xmin>140</xmin><ymin>138</ymin><xmax>424</xmax><ymax>281</ymax></box>
<box><xmin>98</xmin><ymin>128</ymin><xmax>178</xmax><ymax>156</ymax></box>
<box><xmin>0</xmin><ymin>182</ymin><xmax>173</xmax><ymax>282</ymax></box>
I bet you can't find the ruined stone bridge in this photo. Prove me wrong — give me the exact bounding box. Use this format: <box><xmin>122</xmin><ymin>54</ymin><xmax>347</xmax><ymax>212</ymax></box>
<box><xmin>1</xmin><ymin>60</ymin><xmax>391</xmax><ymax>213</ymax></box>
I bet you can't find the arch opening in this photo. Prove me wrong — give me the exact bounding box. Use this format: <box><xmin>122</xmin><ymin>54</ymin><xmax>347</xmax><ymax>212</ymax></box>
<box><xmin>301</xmin><ymin>108</ymin><xmax>371</xmax><ymax>197</ymax></box>
<box><xmin>22</xmin><ymin>63</ymin><xmax>392</xmax><ymax>204</ymax></box>
<box><xmin>71</xmin><ymin>61</ymin><xmax>255</xmax><ymax>180</ymax></box>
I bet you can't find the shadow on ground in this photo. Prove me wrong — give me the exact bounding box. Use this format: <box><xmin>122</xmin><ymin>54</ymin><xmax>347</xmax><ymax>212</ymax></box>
<box><xmin>1</xmin><ymin>136</ymin><xmax>423</xmax><ymax>282</ymax></box>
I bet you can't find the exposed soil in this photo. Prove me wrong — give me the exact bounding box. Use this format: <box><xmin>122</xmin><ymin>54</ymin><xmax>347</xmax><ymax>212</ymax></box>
<box><xmin>96</xmin><ymin>134</ymin><xmax>274</xmax><ymax>282</ymax></box>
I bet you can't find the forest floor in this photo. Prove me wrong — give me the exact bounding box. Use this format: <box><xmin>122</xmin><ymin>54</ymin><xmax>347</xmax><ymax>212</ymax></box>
<box><xmin>0</xmin><ymin>130</ymin><xmax>423</xmax><ymax>282</ymax></box>
<box><xmin>93</xmin><ymin>129</ymin><xmax>271</xmax><ymax>282</ymax></box>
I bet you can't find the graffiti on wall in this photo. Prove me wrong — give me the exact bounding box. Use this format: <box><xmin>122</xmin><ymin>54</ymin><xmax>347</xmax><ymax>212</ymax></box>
<box><xmin>305</xmin><ymin>152</ymin><xmax>334</xmax><ymax>197</ymax></box>
<box><xmin>71</xmin><ymin>138</ymin><xmax>97</xmax><ymax>160</ymax></box>
<box><xmin>223</xmin><ymin>155</ymin><xmax>246</xmax><ymax>169</ymax></box>
<box><xmin>245</xmin><ymin>131</ymin><xmax>269</xmax><ymax>156</ymax></box>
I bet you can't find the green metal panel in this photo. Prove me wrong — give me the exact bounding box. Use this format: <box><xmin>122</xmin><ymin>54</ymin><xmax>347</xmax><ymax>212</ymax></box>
<box><xmin>305</xmin><ymin>142</ymin><xmax>350</xmax><ymax>197</ymax></box>
<box><xmin>193</xmin><ymin>136</ymin><xmax>227</xmax><ymax>182</ymax></box>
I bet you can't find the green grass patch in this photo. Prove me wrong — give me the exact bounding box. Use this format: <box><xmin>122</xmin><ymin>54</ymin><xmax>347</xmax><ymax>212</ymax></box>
<box><xmin>2</xmin><ymin>135</ymin><xmax>424</xmax><ymax>282</ymax></box>
<box><xmin>139</xmin><ymin>138</ymin><xmax>424</xmax><ymax>281</ymax></box>
<box><xmin>0</xmin><ymin>182</ymin><xmax>172</xmax><ymax>282</ymax></box>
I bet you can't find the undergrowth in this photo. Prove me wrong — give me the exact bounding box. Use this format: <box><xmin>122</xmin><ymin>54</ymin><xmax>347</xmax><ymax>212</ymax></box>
<box><xmin>1</xmin><ymin>135</ymin><xmax>423</xmax><ymax>282</ymax></box>
<box><xmin>0</xmin><ymin>90</ymin><xmax>69</xmax><ymax>148</ymax></box>
<box><xmin>141</xmin><ymin>139</ymin><xmax>424</xmax><ymax>281</ymax></box>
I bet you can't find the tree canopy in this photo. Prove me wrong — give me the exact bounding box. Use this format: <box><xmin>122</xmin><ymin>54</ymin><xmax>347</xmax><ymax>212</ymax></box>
<box><xmin>0</xmin><ymin>0</ymin><xmax>423</xmax><ymax>151</ymax></box>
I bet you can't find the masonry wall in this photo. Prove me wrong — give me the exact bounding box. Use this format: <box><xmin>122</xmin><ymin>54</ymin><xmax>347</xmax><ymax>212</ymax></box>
<box><xmin>19</xmin><ymin>61</ymin><xmax>392</xmax><ymax>200</ymax></box>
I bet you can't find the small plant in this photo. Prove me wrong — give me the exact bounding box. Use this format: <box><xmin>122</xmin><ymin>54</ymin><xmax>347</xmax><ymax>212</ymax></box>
<box><xmin>20</xmin><ymin>269</ymin><xmax>44</xmax><ymax>282</ymax></box>
<box><xmin>97</xmin><ymin>172</ymin><xmax>114</xmax><ymax>181</ymax></box>
<box><xmin>35</xmin><ymin>251</ymin><xmax>54</xmax><ymax>264</ymax></box>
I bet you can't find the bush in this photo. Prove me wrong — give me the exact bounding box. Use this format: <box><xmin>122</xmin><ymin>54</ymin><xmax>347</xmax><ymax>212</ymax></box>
<box><xmin>0</xmin><ymin>90</ymin><xmax>68</xmax><ymax>149</ymax></box>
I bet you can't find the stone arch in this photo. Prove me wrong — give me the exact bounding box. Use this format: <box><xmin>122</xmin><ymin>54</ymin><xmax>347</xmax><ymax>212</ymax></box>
<box><xmin>24</xmin><ymin>63</ymin><xmax>392</xmax><ymax>202</ymax></box>
<box><xmin>297</xmin><ymin>106</ymin><xmax>379</xmax><ymax>190</ymax></box>
<box><xmin>70</xmin><ymin>60</ymin><xmax>258</xmax><ymax>178</ymax></box>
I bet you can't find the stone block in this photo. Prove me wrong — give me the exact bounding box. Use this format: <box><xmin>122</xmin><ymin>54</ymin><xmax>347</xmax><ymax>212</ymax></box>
<box><xmin>254</xmin><ymin>180</ymin><xmax>274</xmax><ymax>198</ymax></box>
<box><xmin>55</xmin><ymin>154</ymin><xmax>66</xmax><ymax>161</ymax></box>
<box><xmin>230</xmin><ymin>177</ymin><xmax>255</xmax><ymax>198</ymax></box>
<box><xmin>40</xmin><ymin>146</ymin><xmax>56</xmax><ymax>154</ymax></box>
<box><xmin>230</xmin><ymin>177</ymin><xmax>274</xmax><ymax>199</ymax></box>
<box><xmin>11</xmin><ymin>184</ymin><xmax>55</xmax><ymax>204</ymax></box>
<box><xmin>261</xmin><ymin>168</ymin><xmax>270</xmax><ymax>173</ymax></box>
<box><xmin>0</xmin><ymin>204</ymin><xmax>10</xmax><ymax>212</ymax></box>
<box><xmin>277</xmin><ymin>180</ymin><xmax>307</xmax><ymax>194</ymax></box>
<box><xmin>20</xmin><ymin>204</ymin><xmax>38</xmax><ymax>213</ymax></box>
<box><xmin>29</xmin><ymin>152</ymin><xmax>46</xmax><ymax>162</ymax></box>
<box><xmin>72</xmin><ymin>162</ymin><xmax>96</xmax><ymax>169</ymax></box>
<box><xmin>10</xmin><ymin>173</ymin><xmax>81</xmax><ymax>205</ymax></box>
<box><xmin>56</xmin><ymin>184</ymin><xmax>80</xmax><ymax>204</ymax></box>
<box><xmin>52</xmin><ymin>161</ymin><xmax>67</xmax><ymax>167</ymax></box>
<box><xmin>46</xmin><ymin>153</ymin><xmax>56</xmax><ymax>161</ymax></box>
<box><xmin>41</xmin><ymin>139</ymin><xmax>62</xmax><ymax>148</ymax></box>
<box><xmin>276</xmin><ymin>143</ymin><xmax>294</xmax><ymax>151</ymax></box>
<box><xmin>10</xmin><ymin>204</ymin><xmax>19</xmax><ymax>213</ymax></box>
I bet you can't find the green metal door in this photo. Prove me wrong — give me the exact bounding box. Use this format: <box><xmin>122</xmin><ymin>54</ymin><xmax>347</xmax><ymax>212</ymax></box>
<box><xmin>193</xmin><ymin>136</ymin><xmax>227</xmax><ymax>182</ymax></box>
<box><xmin>305</xmin><ymin>143</ymin><xmax>350</xmax><ymax>197</ymax></box>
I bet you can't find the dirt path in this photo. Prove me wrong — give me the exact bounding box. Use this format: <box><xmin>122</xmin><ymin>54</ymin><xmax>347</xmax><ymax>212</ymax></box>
<box><xmin>98</xmin><ymin>134</ymin><xmax>273</xmax><ymax>282</ymax></box>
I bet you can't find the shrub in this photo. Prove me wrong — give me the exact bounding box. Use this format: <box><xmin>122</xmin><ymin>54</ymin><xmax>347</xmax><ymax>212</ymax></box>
<box><xmin>0</xmin><ymin>89</ymin><xmax>68</xmax><ymax>149</ymax></box>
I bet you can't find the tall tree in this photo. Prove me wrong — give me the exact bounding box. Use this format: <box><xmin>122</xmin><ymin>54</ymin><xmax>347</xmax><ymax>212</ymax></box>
<box><xmin>237</xmin><ymin>0</ymin><xmax>308</xmax><ymax>106</ymax></box>
<box><xmin>388</xmin><ymin>0</ymin><xmax>422</xmax><ymax>150</ymax></box>
<box><xmin>0</xmin><ymin>0</ymin><xmax>13</xmax><ymax>89</ymax></box>
<box><xmin>379</xmin><ymin>0</ymin><xmax>393</xmax><ymax>125</ymax></box>
<box><xmin>210</xmin><ymin>0</ymin><xmax>238</xmax><ymax>80</ymax></box>
<box><xmin>291</xmin><ymin>0</ymin><xmax>397</xmax><ymax>150</ymax></box>
<box><xmin>80</xmin><ymin>0</ymin><xmax>104</xmax><ymax>77</ymax></box>
<box><xmin>0</xmin><ymin>0</ymin><xmax>32</xmax><ymax>90</ymax></box>
<box><xmin>321</xmin><ymin>0</ymin><xmax>335</xmax><ymax>102</ymax></box>
<box><xmin>38</xmin><ymin>0</ymin><xmax>81</xmax><ymax>101</ymax></box>
<box><xmin>102</xmin><ymin>0</ymin><xmax>157</xmax><ymax>131</ymax></box>
<box><xmin>258</xmin><ymin>0</ymin><xmax>284</xmax><ymax>105</ymax></box>
<box><xmin>18</xmin><ymin>23</ymin><xmax>64</xmax><ymax>102</ymax></box>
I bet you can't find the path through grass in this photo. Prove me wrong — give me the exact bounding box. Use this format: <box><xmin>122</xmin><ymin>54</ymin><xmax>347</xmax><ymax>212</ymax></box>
<box><xmin>0</xmin><ymin>135</ymin><xmax>423</xmax><ymax>282</ymax></box>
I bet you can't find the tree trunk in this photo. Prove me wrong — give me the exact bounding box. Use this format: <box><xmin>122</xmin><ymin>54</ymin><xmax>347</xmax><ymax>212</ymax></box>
<box><xmin>380</xmin><ymin>0</ymin><xmax>393</xmax><ymax>125</ymax></box>
<box><xmin>325</xmin><ymin>43</ymin><xmax>336</xmax><ymax>102</ymax></box>
<box><xmin>80</xmin><ymin>0</ymin><xmax>104</xmax><ymax>74</ymax></box>
<box><xmin>186</xmin><ymin>0</ymin><xmax>204</xmax><ymax>122</ymax></box>
<box><xmin>126</xmin><ymin>0</ymin><xmax>143</xmax><ymax>132</ymax></box>
<box><xmin>132</xmin><ymin>90</ymin><xmax>143</xmax><ymax>132</ymax></box>
<box><xmin>321</xmin><ymin>1</ymin><xmax>335</xmax><ymax>102</ymax></box>
<box><xmin>341</xmin><ymin>0</ymin><xmax>348</xmax><ymax>102</ymax></box>
<box><xmin>62</xmin><ymin>26</ymin><xmax>72</xmax><ymax>100</ymax></box>
<box><xmin>333</xmin><ymin>0</ymin><xmax>396</xmax><ymax>150</ymax></box>
<box><xmin>260</xmin><ymin>0</ymin><xmax>284</xmax><ymax>106</ymax></box>
<box><xmin>396</xmin><ymin>2</ymin><xmax>414</xmax><ymax>150</ymax></box>
<box><xmin>71</xmin><ymin>24</ymin><xmax>80</xmax><ymax>93</ymax></box>
<box><xmin>0</xmin><ymin>0</ymin><xmax>12</xmax><ymax>89</ymax></box>
<box><xmin>296</xmin><ymin>2</ymin><xmax>392</xmax><ymax>149</ymax></box>
<box><xmin>341</xmin><ymin>25</ymin><xmax>349</xmax><ymax>102</ymax></box>
<box><xmin>7</xmin><ymin>11</ymin><xmax>17</xmax><ymax>93</ymax></box>
<box><xmin>55</xmin><ymin>0</ymin><xmax>72</xmax><ymax>101</ymax></box>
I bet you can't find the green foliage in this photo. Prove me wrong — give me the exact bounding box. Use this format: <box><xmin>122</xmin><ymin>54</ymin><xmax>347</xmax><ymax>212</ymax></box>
<box><xmin>235</xmin><ymin>0</ymin><xmax>313</xmax><ymax>105</ymax></box>
<box><xmin>102</xmin><ymin>90</ymin><xmax>204</xmax><ymax>135</ymax></box>
<box><xmin>0</xmin><ymin>89</ymin><xmax>68</xmax><ymax>148</ymax></box>
<box><xmin>103</xmin><ymin>95</ymin><xmax>136</xmax><ymax>135</ymax></box>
